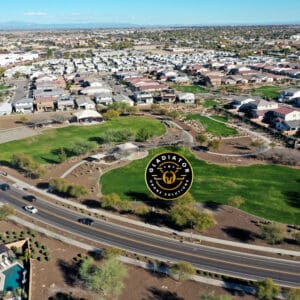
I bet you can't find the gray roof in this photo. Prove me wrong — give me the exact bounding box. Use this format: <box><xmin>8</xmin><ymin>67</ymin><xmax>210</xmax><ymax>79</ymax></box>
<box><xmin>12</xmin><ymin>98</ymin><xmax>33</xmax><ymax>104</ymax></box>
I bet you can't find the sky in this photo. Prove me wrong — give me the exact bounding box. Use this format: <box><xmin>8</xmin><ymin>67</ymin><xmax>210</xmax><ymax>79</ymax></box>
<box><xmin>0</xmin><ymin>0</ymin><xmax>299</xmax><ymax>26</ymax></box>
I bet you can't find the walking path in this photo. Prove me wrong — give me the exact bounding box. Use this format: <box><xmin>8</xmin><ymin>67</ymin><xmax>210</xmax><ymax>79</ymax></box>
<box><xmin>4</xmin><ymin>173</ymin><xmax>300</xmax><ymax>257</ymax></box>
<box><xmin>60</xmin><ymin>160</ymin><xmax>86</xmax><ymax>178</ymax></box>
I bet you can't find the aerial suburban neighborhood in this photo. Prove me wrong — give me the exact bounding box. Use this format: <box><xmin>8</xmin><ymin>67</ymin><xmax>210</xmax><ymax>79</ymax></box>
<box><xmin>0</xmin><ymin>1</ymin><xmax>299</xmax><ymax>300</ymax></box>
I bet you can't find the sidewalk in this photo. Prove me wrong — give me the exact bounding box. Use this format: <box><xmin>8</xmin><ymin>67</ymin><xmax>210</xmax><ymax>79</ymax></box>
<box><xmin>5</xmin><ymin>173</ymin><xmax>300</xmax><ymax>257</ymax></box>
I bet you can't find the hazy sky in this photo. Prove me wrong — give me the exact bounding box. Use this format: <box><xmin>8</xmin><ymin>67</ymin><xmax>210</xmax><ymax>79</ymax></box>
<box><xmin>0</xmin><ymin>0</ymin><xmax>299</xmax><ymax>25</ymax></box>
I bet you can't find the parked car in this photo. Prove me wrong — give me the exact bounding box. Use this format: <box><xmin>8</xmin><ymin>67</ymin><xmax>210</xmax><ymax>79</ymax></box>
<box><xmin>23</xmin><ymin>195</ymin><xmax>37</xmax><ymax>202</ymax></box>
<box><xmin>0</xmin><ymin>183</ymin><xmax>10</xmax><ymax>191</ymax></box>
<box><xmin>78</xmin><ymin>218</ymin><xmax>94</xmax><ymax>226</ymax></box>
<box><xmin>23</xmin><ymin>205</ymin><xmax>38</xmax><ymax>214</ymax></box>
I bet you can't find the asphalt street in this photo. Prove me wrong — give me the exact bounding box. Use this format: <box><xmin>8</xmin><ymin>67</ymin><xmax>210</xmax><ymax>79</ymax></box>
<box><xmin>0</xmin><ymin>185</ymin><xmax>299</xmax><ymax>287</ymax></box>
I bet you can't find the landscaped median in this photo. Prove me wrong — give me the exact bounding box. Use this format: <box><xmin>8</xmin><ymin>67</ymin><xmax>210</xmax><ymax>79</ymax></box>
<box><xmin>0</xmin><ymin>116</ymin><xmax>165</xmax><ymax>164</ymax></box>
<box><xmin>101</xmin><ymin>147</ymin><xmax>300</xmax><ymax>225</ymax></box>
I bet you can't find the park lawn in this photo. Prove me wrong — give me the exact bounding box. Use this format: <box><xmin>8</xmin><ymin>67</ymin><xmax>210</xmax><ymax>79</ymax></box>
<box><xmin>0</xmin><ymin>116</ymin><xmax>165</xmax><ymax>164</ymax></box>
<box><xmin>203</xmin><ymin>100</ymin><xmax>218</xmax><ymax>108</ymax></box>
<box><xmin>171</xmin><ymin>85</ymin><xmax>207</xmax><ymax>94</ymax></box>
<box><xmin>252</xmin><ymin>86</ymin><xmax>282</xmax><ymax>99</ymax></box>
<box><xmin>101</xmin><ymin>147</ymin><xmax>300</xmax><ymax>225</ymax></box>
<box><xmin>186</xmin><ymin>114</ymin><xmax>237</xmax><ymax>136</ymax></box>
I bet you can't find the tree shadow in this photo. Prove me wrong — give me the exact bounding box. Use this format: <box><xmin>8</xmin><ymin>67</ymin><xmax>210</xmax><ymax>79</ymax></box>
<box><xmin>0</xmin><ymin>160</ymin><xmax>11</xmax><ymax>167</ymax></box>
<box><xmin>87</xmin><ymin>249</ymin><xmax>102</xmax><ymax>261</ymax></box>
<box><xmin>146</xmin><ymin>260</ymin><xmax>168</xmax><ymax>278</ymax></box>
<box><xmin>142</xmin><ymin>211</ymin><xmax>169</xmax><ymax>227</ymax></box>
<box><xmin>222</xmin><ymin>226</ymin><xmax>256</xmax><ymax>243</ymax></box>
<box><xmin>82</xmin><ymin>199</ymin><xmax>102</xmax><ymax>209</ymax></box>
<box><xmin>57</xmin><ymin>259</ymin><xmax>79</xmax><ymax>286</ymax></box>
<box><xmin>89</xmin><ymin>136</ymin><xmax>104</xmax><ymax>144</ymax></box>
<box><xmin>202</xmin><ymin>202</ymin><xmax>221</xmax><ymax>211</ymax></box>
<box><xmin>36</xmin><ymin>182</ymin><xmax>50</xmax><ymax>189</ymax></box>
<box><xmin>283</xmin><ymin>191</ymin><xmax>300</xmax><ymax>208</ymax></box>
<box><xmin>48</xmin><ymin>292</ymin><xmax>85</xmax><ymax>300</ymax></box>
<box><xmin>234</xmin><ymin>145</ymin><xmax>250</xmax><ymax>150</ymax></box>
<box><xmin>144</xmin><ymin>287</ymin><xmax>184</xmax><ymax>300</ymax></box>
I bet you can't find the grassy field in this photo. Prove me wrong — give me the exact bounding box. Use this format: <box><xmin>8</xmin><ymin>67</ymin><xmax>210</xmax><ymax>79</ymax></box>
<box><xmin>203</xmin><ymin>100</ymin><xmax>218</xmax><ymax>108</ymax></box>
<box><xmin>0</xmin><ymin>117</ymin><xmax>165</xmax><ymax>164</ymax></box>
<box><xmin>101</xmin><ymin>147</ymin><xmax>300</xmax><ymax>225</ymax></box>
<box><xmin>252</xmin><ymin>86</ymin><xmax>282</xmax><ymax>99</ymax></box>
<box><xmin>186</xmin><ymin>114</ymin><xmax>237</xmax><ymax>136</ymax></box>
<box><xmin>171</xmin><ymin>85</ymin><xmax>207</xmax><ymax>94</ymax></box>
<box><xmin>0</xmin><ymin>85</ymin><xmax>11</xmax><ymax>90</ymax></box>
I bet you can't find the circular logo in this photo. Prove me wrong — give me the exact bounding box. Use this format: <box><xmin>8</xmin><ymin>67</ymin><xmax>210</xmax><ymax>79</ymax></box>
<box><xmin>145</xmin><ymin>152</ymin><xmax>193</xmax><ymax>200</ymax></box>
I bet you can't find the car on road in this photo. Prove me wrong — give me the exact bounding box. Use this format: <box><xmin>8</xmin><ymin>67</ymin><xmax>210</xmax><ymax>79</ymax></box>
<box><xmin>23</xmin><ymin>195</ymin><xmax>37</xmax><ymax>202</ymax></box>
<box><xmin>23</xmin><ymin>205</ymin><xmax>38</xmax><ymax>214</ymax></box>
<box><xmin>78</xmin><ymin>218</ymin><xmax>94</xmax><ymax>226</ymax></box>
<box><xmin>0</xmin><ymin>183</ymin><xmax>10</xmax><ymax>191</ymax></box>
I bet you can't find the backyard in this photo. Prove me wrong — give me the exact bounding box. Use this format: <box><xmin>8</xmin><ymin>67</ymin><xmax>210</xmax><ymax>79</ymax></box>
<box><xmin>186</xmin><ymin>114</ymin><xmax>238</xmax><ymax>136</ymax></box>
<box><xmin>171</xmin><ymin>84</ymin><xmax>207</xmax><ymax>94</ymax></box>
<box><xmin>0</xmin><ymin>116</ymin><xmax>165</xmax><ymax>164</ymax></box>
<box><xmin>101</xmin><ymin>147</ymin><xmax>300</xmax><ymax>225</ymax></box>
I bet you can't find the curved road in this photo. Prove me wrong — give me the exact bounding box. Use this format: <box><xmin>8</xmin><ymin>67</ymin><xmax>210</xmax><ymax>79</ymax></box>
<box><xmin>1</xmin><ymin>186</ymin><xmax>300</xmax><ymax>288</ymax></box>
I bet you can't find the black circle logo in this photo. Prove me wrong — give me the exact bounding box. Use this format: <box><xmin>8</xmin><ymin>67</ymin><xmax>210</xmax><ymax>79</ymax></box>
<box><xmin>145</xmin><ymin>152</ymin><xmax>193</xmax><ymax>200</ymax></box>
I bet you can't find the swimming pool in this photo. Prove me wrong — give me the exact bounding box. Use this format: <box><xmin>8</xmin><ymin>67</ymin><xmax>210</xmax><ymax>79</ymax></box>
<box><xmin>3</xmin><ymin>264</ymin><xmax>23</xmax><ymax>292</ymax></box>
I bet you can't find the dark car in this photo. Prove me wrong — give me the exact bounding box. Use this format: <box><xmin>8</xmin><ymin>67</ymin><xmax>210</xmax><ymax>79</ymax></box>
<box><xmin>78</xmin><ymin>218</ymin><xmax>94</xmax><ymax>226</ymax></box>
<box><xmin>0</xmin><ymin>183</ymin><xmax>10</xmax><ymax>191</ymax></box>
<box><xmin>23</xmin><ymin>195</ymin><xmax>37</xmax><ymax>202</ymax></box>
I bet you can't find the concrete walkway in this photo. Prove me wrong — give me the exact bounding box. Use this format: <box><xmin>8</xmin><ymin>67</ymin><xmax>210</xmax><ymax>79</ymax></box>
<box><xmin>4</xmin><ymin>173</ymin><xmax>300</xmax><ymax>257</ymax></box>
<box><xmin>60</xmin><ymin>160</ymin><xmax>86</xmax><ymax>178</ymax></box>
<box><xmin>8</xmin><ymin>215</ymin><xmax>259</xmax><ymax>294</ymax></box>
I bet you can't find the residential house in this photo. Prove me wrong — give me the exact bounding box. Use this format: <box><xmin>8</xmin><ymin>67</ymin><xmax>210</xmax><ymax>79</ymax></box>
<box><xmin>75</xmin><ymin>98</ymin><xmax>96</xmax><ymax>110</ymax></box>
<box><xmin>34</xmin><ymin>96</ymin><xmax>55</xmax><ymax>111</ymax></box>
<box><xmin>55</xmin><ymin>96</ymin><xmax>75</xmax><ymax>111</ymax></box>
<box><xmin>94</xmin><ymin>92</ymin><xmax>113</xmax><ymax>106</ymax></box>
<box><xmin>229</xmin><ymin>96</ymin><xmax>257</xmax><ymax>110</ymax></box>
<box><xmin>160</xmin><ymin>89</ymin><xmax>176</xmax><ymax>103</ymax></box>
<box><xmin>279</xmin><ymin>88</ymin><xmax>300</xmax><ymax>103</ymax></box>
<box><xmin>0</xmin><ymin>102</ymin><xmax>12</xmax><ymax>115</ymax></box>
<box><xmin>133</xmin><ymin>91</ymin><xmax>153</xmax><ymax>105</ymax></box>
<box><xmin>113</xmin><ymin>94</ymin><xmax>134</xmax><ymax>106</ymax></box>
<box><xmin>12</xmin><ymin>98</ymin><xmax>34</xmax><ymax>113</ymax></box>
<box><xmin>177</xmin><ymin>93</ymin><xmax>195</xmax><ymax>104</ymax></box>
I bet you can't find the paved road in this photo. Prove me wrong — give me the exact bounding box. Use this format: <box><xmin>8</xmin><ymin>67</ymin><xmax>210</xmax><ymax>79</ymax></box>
<box><xmin>1</xmin><ymin>186</ymin><xmax>299</xmax><ymax>287</ymax></box>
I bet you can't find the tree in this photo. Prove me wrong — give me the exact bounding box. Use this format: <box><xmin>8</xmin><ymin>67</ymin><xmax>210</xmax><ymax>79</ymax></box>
<box><xmin>58</xmin><ymin>147</ymin><xmax>67</xmax><ymax>163</ymax></box>
<box><xmin>259</xmin><ymin>223</ymin><xmax>286</xmax><ymax>245</ymax></box>
<box><xmin>167</xmin><ymin>110</ymin><xmax>180</xmax><ymax>120</ymax></box>
<box><xmin>63</xmin><ymin>51</ymin><xmax>70</xmax><ymax>59</ymax></box>
<box><xmin>101</xmin><ymin>129</ymin><xmax>134</xmax><ymax>143</ymax></box>
<box><xmin>101</xmin><ymin>193</ymin><xmax>122</xmax><ymax>210</ymax></box>
<box><xmin>175</xmin><ymin>192</ymin><xmax>195</xmax><ymax>206</ymax></box>
<box><xmin>255</xmin><ymin>279</ymin><xmax>280</xmax><ymax>300</ymax></box>
<box><xmin>196</xmin><ymin>134</ymin><xmax>207</xmax><ymax>145</ymax></box>
<box><xmin>69</xmin><ymin>141</ymin><xmax>98</xmax><ymax>156</ymax></box>
<box><xmin>49</xmin><ymin>178</ymin><xmax>89</xmax><ymax>198</ymax></box>
<box><xmin>47</xmin><ymin>48</ymin><xmax>53</xmax><ymax>59</ymax></box>
<box><xmin>102</xmin><ymin>247</ymin><xmax>124</xmax><ymax>260</ymax></box>
<box><xmin>103</xmin><ymin>109</ymin><xmax>120</xmax><ymax>120</ymax></box>
<box><xmin>287</xmin><ymin>288</ymin><xmax>300</xmax><ymax>300</ymax></box>
<box><xmin>208</xmin><ymin>138</ymin><xmax>222</xmax><ymax>150</ymax></box>
<box><xmin>194</xmin><ymin>212</ymin><xmax>216</xmax><ymax>232</ymax></box>
<box><xmin>0</xmin><ymin>67</ymin><xmax>6</xmax><ymax>78</ymax></box>
<box><xmin>135</xmin><ymin>128</ymin><xmax>153</xmax><ymax>142</ymax></box>
<box><xmin>293</xmin><ymin>231</ymin><xmax>300</xmax><ymax>245</ymax></box>
<box><xmin>79</xmin><ymin>257</ymin><xmax>127</xmax><ymax>297</ymax></box>
<box><xmin>0</xmin><ymin>204</ymin><xmax>15</xmax><ymax>220</ymax></box>
<box><xmin>13</xmin><ymin>71</ymin><xmax>21</xmax><ymax>79</ymax></box>
<box><xmin>227</xmin><ymin>196</ymin><xmax>245</xmax><ymax>211</ymax></box>
<box><xmin>169</xmin><ymin>261</ymin><xmax>196</xmax><ymax>281</ymax></box>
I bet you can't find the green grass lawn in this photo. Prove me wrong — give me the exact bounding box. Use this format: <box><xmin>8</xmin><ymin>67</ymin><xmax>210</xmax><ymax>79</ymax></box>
<box><xmin>0</xmin><ymin>85</ymin><xmax>10</xmax><ymax>91</ymax></box>
<box><xmin>0</xmin><ymin>117</ymin><xmax>165</xmax><ymax>164</ymax></box>
<box><xmin>171</xmin><ymin>85</ymin><xmax>207</xmax><ymax>94</ymax></box>
<box><xmin>101</xmin><ymin>147</ymin><xmax>300</xmax><ymax>225</ymax></box>
<box><xmin>203</xmin><ymin>100</ymin><xmax>218</xmax><ymax>108</ymax></box>
<box><xmin>186</xmin><ymin>114</ymin><xmax>237</xmax><ymax>136</ymax></box>
<box><xmin>252</xmin><ymin>86</ymin><xmax>282</xmax><ymax>99</ymax></box>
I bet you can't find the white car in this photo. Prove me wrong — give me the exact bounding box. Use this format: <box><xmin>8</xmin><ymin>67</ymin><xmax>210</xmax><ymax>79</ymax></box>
<box><xmin>24</xmin><ymin>205</ymin><xmax>38</xmax><ymax>214</ymax></box>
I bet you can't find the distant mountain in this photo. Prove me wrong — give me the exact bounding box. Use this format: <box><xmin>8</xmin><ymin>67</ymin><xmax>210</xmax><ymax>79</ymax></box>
<box><xmin>0</xmin><ymin>21</ymin><xmax>144</xmax><ymax>30</ymax></box>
